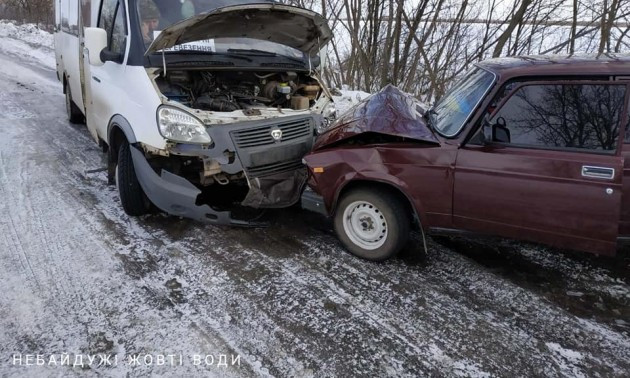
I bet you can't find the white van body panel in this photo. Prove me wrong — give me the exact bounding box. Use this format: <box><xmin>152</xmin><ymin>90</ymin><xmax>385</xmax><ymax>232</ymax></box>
<box><xmin>55</xmin><ymin>0</ymin><xmax>84</xmax><ymax>114</ymax></box>
<box><xmin>98</xmin><ymin>65</ymin><xmax>165</xmax><ymax>147</ymax></box>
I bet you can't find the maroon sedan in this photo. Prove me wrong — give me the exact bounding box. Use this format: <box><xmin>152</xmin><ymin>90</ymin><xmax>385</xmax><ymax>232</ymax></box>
<box><xmin>302</xmin><ymin>54</ymin><xmax>630</xmax><ymax>261</ymax></box>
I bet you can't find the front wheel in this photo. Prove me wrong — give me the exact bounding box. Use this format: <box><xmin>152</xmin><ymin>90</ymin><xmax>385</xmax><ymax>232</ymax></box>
<box><xmin>116</xmin><ymin>143</ymin><xmax>151</xmax><ymax>216</ymax></box>
<box><xmin>334</xmin><ymin>188</ymin><xmax>411</xmax><ymax>261</ymax></box>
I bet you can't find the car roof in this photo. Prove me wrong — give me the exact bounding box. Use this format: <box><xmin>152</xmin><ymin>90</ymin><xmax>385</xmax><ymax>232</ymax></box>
<box><xmin>476</xmin><ymin>53</ymin><xmax>630</xmax><ymax>79</ymax></box>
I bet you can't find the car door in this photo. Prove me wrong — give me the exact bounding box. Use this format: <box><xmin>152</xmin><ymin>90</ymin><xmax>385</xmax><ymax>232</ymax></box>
<box><xmin>454</xmin><ymin>80</ymin><xmax>628</xmax><ymax>255</ymax></box>
<box><xmin>83</xmin><ymin>0</ymin><xmax>127</xmax><ymax>142</ymax></box>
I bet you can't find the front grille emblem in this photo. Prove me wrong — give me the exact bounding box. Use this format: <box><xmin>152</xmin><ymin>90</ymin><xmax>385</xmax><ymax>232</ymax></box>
<box><xmin>271</xmin><ymin>128</ymin><xmax>283</xmax><ymax>142</ymax></box>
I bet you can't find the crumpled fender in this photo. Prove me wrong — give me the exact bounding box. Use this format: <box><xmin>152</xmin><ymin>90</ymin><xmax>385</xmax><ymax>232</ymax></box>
<box><xmin>304</xmin><ymin>147</ymin><xmax>429</xmax><ymax>224</ymax></box>
<box><xmin>314</xmin><ymin>85</ymin><xmax>439</xmax><ymax>150</ymax></box>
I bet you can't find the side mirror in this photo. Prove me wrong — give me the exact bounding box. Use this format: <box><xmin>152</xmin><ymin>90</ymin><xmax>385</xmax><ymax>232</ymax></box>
<box><xmin>100</xmin><ymin>50</ymin><xmax>123</xmax><ymax>64</ymax></box>
<box><xmin>84</xmin><ymin>27</ymin><xmax>107</xmax><ymax>66</ymax></box>
<box><xmin>492</xmin><ymin>117</ymin><xmax>511</xmax><ymax>143</ymax></box>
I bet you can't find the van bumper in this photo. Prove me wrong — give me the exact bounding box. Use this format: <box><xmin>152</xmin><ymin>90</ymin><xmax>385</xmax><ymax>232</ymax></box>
<box><xmin>130</xmin><ymin>146</ymin><xmax>257</xmax><ymax>226</ymax></box>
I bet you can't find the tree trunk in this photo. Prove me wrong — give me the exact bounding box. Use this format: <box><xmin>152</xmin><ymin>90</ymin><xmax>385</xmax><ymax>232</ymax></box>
<box><xmin>492</xmin><ymin>0</ymin><xmax>533</xmax><ymax>57</ymax></box>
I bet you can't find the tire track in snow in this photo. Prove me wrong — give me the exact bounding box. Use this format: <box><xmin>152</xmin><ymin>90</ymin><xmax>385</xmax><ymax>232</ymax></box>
<box><xmin>0</xmin><ymin>145</ymin><xmax>43</xmax><ymax>292</ymax></box>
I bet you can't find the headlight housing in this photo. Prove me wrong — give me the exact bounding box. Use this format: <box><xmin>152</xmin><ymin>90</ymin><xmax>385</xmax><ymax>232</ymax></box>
<box><xmin>157</xmin><ymin>106</ymin><xmax>212</xmax><ymax>144</ymax></box>
<box><xmin>323</xmin><ymin>101</ymin><xmax>337</xmax><ymax>120</ymax></box>
<box><xmin>317</xmin><ymin>102</ymin><xmax>337</xmax><ymax>135</ymax></box>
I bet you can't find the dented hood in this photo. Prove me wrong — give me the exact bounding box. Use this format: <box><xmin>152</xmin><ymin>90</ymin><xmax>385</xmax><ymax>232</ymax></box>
<box><xmin>146</xmin><ymin>3</ymin><xmax>332</xmax><ymax>57</ymax></box>
<box><xmin>314</xmin><ymin>85</ymin><xmax>439</xmax><ymax>150</ymax></box>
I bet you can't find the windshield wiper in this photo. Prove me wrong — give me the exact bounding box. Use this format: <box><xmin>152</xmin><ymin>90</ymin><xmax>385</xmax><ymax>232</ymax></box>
<box><xmin>164</xmin><ymin>50</ymin><xmax>253</xmax><ymax>62</ymax></box>
<box><xmin>228</xmin><ymin>48</ymin><xmax>276</xmax><ymax>56</ymax></box>
<box><xmin>227</xmin><ymin>49</ymin><xmax>307</xmax><ymax>65</ymax></box>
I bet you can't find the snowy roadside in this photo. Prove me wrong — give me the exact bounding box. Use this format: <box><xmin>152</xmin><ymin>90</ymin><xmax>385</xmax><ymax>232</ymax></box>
<box><xmin>0</xmin><ymin>21</ymin><xmax>56</xmax><ymax>70</ymax></box>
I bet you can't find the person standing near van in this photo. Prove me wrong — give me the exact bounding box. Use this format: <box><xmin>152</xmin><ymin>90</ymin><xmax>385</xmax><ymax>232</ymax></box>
<box><xmin>140</xmin><ymin>0</ymin><xmax>161</xmax><ymax>44</ymax></box>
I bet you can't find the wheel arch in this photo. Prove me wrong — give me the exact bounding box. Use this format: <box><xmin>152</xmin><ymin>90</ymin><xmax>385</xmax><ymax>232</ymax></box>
<box><xmin>333</xmin><ymin>179</ymin><xmax>429</xmax><ymax>253</ymax></box>
<box><xmin>333</xmin><ymin>179</ymin><xmax>426</xmax><ymax>227</ymax></box>
<box><xmin>106</xmin><ymin>115</ymin><xmax>137</xmax><ymax>184</ymax></box>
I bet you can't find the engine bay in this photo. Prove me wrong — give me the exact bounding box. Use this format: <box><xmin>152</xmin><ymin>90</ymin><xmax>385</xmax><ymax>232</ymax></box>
<box><xmin>156</xmin><ymin>70</ymin><xmax>323</xmax><ymax>112</ymax></box>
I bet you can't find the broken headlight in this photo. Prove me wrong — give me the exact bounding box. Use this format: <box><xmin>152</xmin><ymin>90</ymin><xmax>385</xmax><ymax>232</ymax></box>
<box><xmin>317</xmin><ymin>102</ymin><xmax>337</xmax><ymax>134</ymax></box>
<box><xmin>157</xmin><ymin>106</ymin><xmax>212</xmax><ymax>144</ymax></box>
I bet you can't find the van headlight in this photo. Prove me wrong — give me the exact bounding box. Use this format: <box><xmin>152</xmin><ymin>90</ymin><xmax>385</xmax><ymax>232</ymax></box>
<box><xmin>317</xmin><ymin>102</ymin><xmax>337</xmax><ymax>134</ymax></box>
<box><xmin>323</xmin><ymin>101</ymin><xmax>337</xmax><ymax>120</ymax></box>
<box><xmin>157</xmin><ymin>106</ymin><xmax>212</xmax><ymax>144</ymax></box>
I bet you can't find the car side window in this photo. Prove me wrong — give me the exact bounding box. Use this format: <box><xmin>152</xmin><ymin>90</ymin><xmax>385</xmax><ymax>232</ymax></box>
<box><xmin>490</xmin><ymin>84</ymin><xmax>626</xmax><ymax>153</ymax></box>
<box><xmin>98</xmin><ymin>0</ymin><xmax>126</xmax><ymax>57</ymax></box>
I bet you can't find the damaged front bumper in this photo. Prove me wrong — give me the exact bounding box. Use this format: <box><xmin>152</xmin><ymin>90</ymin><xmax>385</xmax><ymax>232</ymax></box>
<box><xmin>301</xmin><ymin>187</ymin><xmax>327</xmax><ymax>216</ymax></box>
<box><xmin>131</xmin><ymin>114</ymin><xmax>319</xmax><ymax>225</ymax></box>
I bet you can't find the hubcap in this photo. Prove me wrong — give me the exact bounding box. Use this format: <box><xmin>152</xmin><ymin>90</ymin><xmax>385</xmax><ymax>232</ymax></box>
<box><xmin>342</xmin><ymin>201</ymin><xmax>388</xmax><ymax>250</ymax></box>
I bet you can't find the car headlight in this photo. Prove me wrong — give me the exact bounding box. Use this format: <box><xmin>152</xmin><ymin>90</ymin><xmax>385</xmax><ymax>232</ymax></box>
<box><xmin>157</xmin><ymin>106</ymin><xmax>212</xmax><ymax>144</ymax></box>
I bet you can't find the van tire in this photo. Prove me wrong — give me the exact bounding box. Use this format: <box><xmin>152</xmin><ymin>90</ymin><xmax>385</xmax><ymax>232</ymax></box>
<box><xmin>334</xmin><ymin>188</ymin><xmax>411</xmax><ymax>262</ymax></box>
<box><xmin>116</xmin><ymin>143</ymin><xmax>151</xmax><ymax>216</ymax></box>
<box><xmin>65</xmin><ymin>83</ymin><xmax>84</xmax><ymax>124</ymax></box>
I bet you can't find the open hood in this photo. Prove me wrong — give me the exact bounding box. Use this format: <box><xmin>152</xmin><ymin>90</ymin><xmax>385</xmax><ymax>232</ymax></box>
<box><xmin>146</xmin><ymin>3</ymin><xmax>332</xmax><ymax>57</ymax></box>
<box><xmin>314</xmin><ymin>85</ymin><xmax>440</xmax><ymax>150</ymax></box>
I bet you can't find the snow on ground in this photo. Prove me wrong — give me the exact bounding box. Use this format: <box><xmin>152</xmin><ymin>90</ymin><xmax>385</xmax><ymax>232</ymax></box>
<box><xmin>0</xmin><ymin>21</ymin><xmax>54</xmax><ymax>49</ymax></box>
<box><xmin>0</xmin><ymin>21</ymin><xmax>55</xmax><ymax>69</ymax></box>
<box><xmin>0</xmin><ymin>20</ymin><xmax>629</xmax><ymax>378</ymax></box>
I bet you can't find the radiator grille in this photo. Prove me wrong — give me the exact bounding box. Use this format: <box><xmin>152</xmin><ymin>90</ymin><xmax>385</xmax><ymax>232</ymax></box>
<box><xmin>231</xmin><ymin>118</ymin><xmax>312</xmax><ymax>149</ymax></box>
<box><xmin>246</xmin><ymin>160</ymin><xmax>305</xmax><ymax>178</ymax></box>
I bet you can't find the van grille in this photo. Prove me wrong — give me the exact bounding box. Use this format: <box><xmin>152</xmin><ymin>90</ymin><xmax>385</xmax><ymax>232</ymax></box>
<box><xmin>247</xmin><ymin>160</ymin><xmax>305</xmax><ymax>178</ymax></box>
<box><xmin>231</xmin><ymin>118</ymin><xmax>312</xmax><ymax>149</ymax></box>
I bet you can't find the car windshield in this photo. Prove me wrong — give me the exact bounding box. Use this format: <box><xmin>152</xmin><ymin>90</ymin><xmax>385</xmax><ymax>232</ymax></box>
<box><xmin>431</xmin><ymin>67</ymin><xmax>495</xmax><ymax>137</ymax></box>
<box><xmin>137</xmin><ymin>0</ymin><xmax>306</xmax><ymax>59</ymax></box>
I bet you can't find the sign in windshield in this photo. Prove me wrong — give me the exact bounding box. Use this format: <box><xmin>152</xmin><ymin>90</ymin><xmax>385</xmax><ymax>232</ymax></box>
<box><xmin>152</xmin><ymin>31</ymin><xmax>216</xmax><ymax>53</ymax></box>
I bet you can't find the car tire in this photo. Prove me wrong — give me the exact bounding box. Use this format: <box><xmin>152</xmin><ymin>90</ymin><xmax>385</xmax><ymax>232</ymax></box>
<box><xmin>334</xmin><ymin>188</ymin><xmax>411</xmax><ymax>261</ymax></box>
<box><xmin>65</xmin><ymin>82</ymin><xmax>84</xmax><ymax>124</ymax></box>
<box><xmin>116</xmin><ymin>143</ymin><xmax>151</xmax><ymax>216</ymax></box>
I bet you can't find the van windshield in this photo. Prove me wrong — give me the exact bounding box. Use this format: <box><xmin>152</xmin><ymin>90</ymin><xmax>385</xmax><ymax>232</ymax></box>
<box><xmin>137</xmin><ymin>0</ymin><xmax>306</xmax><ymax>59</ymax></box>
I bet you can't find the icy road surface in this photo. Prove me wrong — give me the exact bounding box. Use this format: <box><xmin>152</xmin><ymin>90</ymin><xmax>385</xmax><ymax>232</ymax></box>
<box><xmin>0</xmin><ymin>27</ymin><xmax>629</xmax><ymax>377</ymax></box>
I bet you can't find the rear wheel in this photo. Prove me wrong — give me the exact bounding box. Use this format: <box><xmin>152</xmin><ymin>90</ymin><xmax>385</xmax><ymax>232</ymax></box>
<box><xmin>65</xmin><ymin>81</ymin><xmax>84</xmax><ymax>124</ymax></box>
<box><xmin>334</xmin><ymin>188</ymin><xmax>411</xmax><ymax>261</ymax></box>
<box><xmin>116</xmin><ymin>143</ymin><xmax>151</xmax><ymax>216</ymax></box>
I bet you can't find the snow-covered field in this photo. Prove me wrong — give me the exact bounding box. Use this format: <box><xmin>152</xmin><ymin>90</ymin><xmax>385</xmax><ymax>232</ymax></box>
<box><xmin>0</xmin><ymin>22</ymin><xmax>628</xmax><ymax>378</ymax></box>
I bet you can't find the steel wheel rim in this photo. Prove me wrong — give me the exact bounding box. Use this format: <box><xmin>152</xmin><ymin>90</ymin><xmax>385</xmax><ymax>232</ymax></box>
<box><xmin>342</xmin><ymin>201</ymin><xmax>388</xmax><ymax>250</ymax></box>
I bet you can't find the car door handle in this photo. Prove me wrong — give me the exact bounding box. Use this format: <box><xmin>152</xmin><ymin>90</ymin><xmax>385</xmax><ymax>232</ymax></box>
<box><xmin>92</xmin><ymin>76</ymin><xmax>101</xmax><ymax>83</ymax></box>
<box><xmin>582</xmin><ymin>165</ymin><xmax>615</xmax><ymax>180</ymax></box>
